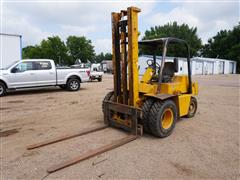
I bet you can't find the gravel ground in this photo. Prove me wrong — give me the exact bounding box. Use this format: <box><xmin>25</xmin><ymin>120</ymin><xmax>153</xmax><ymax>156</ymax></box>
<box><xmin>0</xmin><ymin>74</ymin><xmax>239</xmax><ymax>180</ymax></box>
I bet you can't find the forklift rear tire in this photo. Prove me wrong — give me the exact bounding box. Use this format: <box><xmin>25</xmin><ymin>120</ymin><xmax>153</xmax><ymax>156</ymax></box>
<box><xmin>102</xmin><ymin>91</ymin><xmax>114</xmax><ymax>113</ymax></box>
<box><xmin>98</xmin><ymin>78</ymin><xmax>102</xmax><ymax>82</ymax></box>
<box><xmin>186</xmin><ymin>97</ymin><xmax>197</xmax><ymax>118</ymax></box>
<box><xmin>149</xmin><ymin>100</ymin><xmax>177</xmax><ymax>138</ymax></box>
<box><xmin>141</xmin><ymin>98</ymin><xmax>155</xmax><ymax>133</ymax></box>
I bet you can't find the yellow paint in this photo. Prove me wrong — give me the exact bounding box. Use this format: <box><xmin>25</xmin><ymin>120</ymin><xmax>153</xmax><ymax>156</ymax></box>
<box><xmin>127</xmin><ymin>7</ymin><xmax>141</xmax><ymax>107</ymax></box>
<box><xmin>141</xmin><ymin>67</ymin><xmax>154</xmax><ymax>83</ymax></box>
<box><xmin>161</xmin><ymin>108</ymin><xmax>174</xmax><ymax>129</ymax></box>
<box><xmin>111</xmin><ymin>12</ymin><xmax>121</xmax><ymax>102</ymax></box>
<box><xmin>139</xmin><ymin>75</ymin><xmax>189</xmax><ymax>95</ymax></box>
<box><xmin>192</xmin><ymin>82</ymin><xmax>199</xmax><ymax>95</ymax></box>
<box><xmin>178</xmin><ymin>94</ymin><xmax>191</xmax><ymax>116</ymax></box>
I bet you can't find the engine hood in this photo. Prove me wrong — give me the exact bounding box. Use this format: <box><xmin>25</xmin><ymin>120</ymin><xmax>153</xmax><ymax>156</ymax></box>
<box><xmin>0</xmin><ymin>69</ymin><xmax>9</xmax><ymax>75</ymax></box>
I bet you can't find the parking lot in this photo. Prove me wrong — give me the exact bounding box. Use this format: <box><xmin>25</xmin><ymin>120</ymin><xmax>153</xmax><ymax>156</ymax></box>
<box><xmin>1</xmin><ymin>74</ymin><xmax>239</xmax><ymax>179</ymax></box>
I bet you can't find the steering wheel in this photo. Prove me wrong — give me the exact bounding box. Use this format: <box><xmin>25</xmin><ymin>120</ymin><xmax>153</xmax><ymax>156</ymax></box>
<box><xmin>146</xmin><ymin>59</ymin><xmax>160</xmax><ymax>69</ymax></box>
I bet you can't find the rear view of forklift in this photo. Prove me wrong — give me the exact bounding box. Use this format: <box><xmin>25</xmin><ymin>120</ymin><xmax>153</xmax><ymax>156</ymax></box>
<box><xmin>103</xmin><ymin>6</ymin><xmax>199</xmax><ymax>137</ymax></box>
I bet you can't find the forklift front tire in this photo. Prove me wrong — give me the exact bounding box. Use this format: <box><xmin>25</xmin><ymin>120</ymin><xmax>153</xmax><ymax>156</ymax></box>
<box><xmin>149</xmin><ymin>100</ymin><xmax>177</xmax><ymax>138</ymax></box>
<box><xmin>102</xmin><ymin>91</ymin><xmax>114</xmax><ymax>113</ymax></box>
<box><xmin>141</xmin><ymin>98</ymin><xmax>155</xmax><ymax>133</ymax></box>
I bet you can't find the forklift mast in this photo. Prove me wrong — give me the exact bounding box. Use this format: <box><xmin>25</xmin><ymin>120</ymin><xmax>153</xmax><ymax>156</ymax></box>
<box><xmin>112</xmin><ymin>7</ymin><xmax>141</xmax><ymax>107</ymax></box>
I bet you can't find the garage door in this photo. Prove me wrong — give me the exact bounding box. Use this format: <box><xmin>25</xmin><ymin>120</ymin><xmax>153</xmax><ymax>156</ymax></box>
<box><xmin>218</xmin><ymin>61</ymin><xmax>224</xmax><ymax>74</ymax></box>
<box><xmin>204</xmin><ymin>62</ymin><xmax>214</xmax><ymax>75</ymax></box>
<box><xmin>194</xmin><ymin>61</ymin><xmax>203</xmax><ymax>75</ymax></box>
<box><xmin>229</xmin><ymin>62</ymin><xmax>234</xmax><ymax>74</ymax></box>
<box><xmin>178</xmin><ymin>61</ymin><xmax>188</xmax><ymax>75</ymax></box>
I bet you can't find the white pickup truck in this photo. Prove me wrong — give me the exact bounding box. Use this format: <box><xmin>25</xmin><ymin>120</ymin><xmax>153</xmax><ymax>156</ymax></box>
<box><xmin>0</xmin><ymin>59</ymin><xmax>90</xmax><ymax>96</ymax></box>
<box><xmin>89</xmin><ymin>63</ymin><xmax>104</xmax><ymax>82</ymax></box>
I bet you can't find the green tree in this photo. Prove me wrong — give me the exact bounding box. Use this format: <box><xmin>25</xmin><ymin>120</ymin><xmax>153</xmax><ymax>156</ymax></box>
<box><xmin>23</xmin><ymin>36</ymin><xmax>70</xmax><ymax>65</ymax></box>
<box><xmin>94</xmin><ymin>52</ymin><xmax>112</xmax><ymax>63</ymax></box>
<box><xmin>200</xmin><ymin>24</ymin><xmax>240</xmax><ymax>73</ymax></box>
<box><xmin>22</xmin><ymin>45</ymin><xmax>43</xmax><ymax>59</ymax></box>
<box><xmin>95</xmin><ymin>52</ymin><xmax>105</xmax><ymax>63</ymax></box>
<box><xmin>66</xmin><ymin>36</ymin><xmax>95</xmax><ymax>63</ymax></box>
<box><xmin>104</xmin><ymin>53</ymin><xmax>112</xmax><ymax>60</ymax></box>
<box><xmin>40</xmin><ymin>36</ymin><xmax>69</xmax><ymax>65</ymax></box>
<box><xmin>141</xmin><ymin>22</ymin><xmax>202</xmax><ymax>57</ymax></box>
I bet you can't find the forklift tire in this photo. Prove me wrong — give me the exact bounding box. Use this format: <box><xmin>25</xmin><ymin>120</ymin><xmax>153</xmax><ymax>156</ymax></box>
<box><xmin>186</xmin><ymin>97</ymin><xmax>197</xmax><ymax>118</ymax></box>
<box><xmin>141</xmin><ymin>98</ymin><xmax>155</xmax><ymax>133</ymax></box>
<box><xmin>0</xmin><ymin>82</ymin><xmax>7</xmax><ymax>97</ymax></box>
<box><xmin>102</xmin><ymin>91</ymin><xmax>114</xmax><ymax>113</ymax></box>
<box><xmin>149</xmin><ymin>100</ymin><xmax>177</xmax><ymax>138</ymax></box>
<box><xmin>98</xmin><ymin>78</ymin><xmax>102</xmax><ymax>82</ymax></box>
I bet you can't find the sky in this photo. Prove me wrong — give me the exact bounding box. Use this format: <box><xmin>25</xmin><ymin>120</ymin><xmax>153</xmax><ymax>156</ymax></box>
<box><xmin>1</xmin><ymin>0</ymin><xmax>239</xmax><ymax>54</ymax></box>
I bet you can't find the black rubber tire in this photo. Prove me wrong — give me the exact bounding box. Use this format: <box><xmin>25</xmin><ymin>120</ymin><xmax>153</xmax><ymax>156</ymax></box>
<box><xmin>141</xmin><ymin>98</ymin><xmax>155</xmax><ymax>133</ymax></box>
<box><xmin>59</xmin><ymin>85</ymin><xmax>67</xmax><ymax>90</ymax></box>
<box><xmin>149</xmin><ymin>100</ymin><xmax>177</xmax><ymax>138</ymax></box>
<box><xmin>186</xmin><ymin>97</ymin><xmax>198</xmax><ymax>118</ymax></box>
<box><xmin>0</xmin><ymin>82</ymin><xmax>6</xmax><ymax>97</ymax></box>
<box><xmin>102</xmin><ymin>91</ymin><xmax>114</xmax><ymax>113</ymax></box>
<box><xmin>98</xmin><ymin>77</ymin><xmax>102</xmax><ymax>82</ymax></box>
<box><xmin>67</xmin><ymin>79</ymin><xmax>80</xmax><ymax>91</ymax></box>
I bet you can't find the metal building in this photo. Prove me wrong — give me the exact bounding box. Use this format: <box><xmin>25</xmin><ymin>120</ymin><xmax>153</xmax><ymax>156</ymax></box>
<box><xmin>0</xmin><ymin>33</ymin><xmax>22</xmax><ymax>69</ymax></box>
<box><xmin>138</xmin><ymin>55</ymin><xmax>237</xmax><ymax>75</ymax></box>
<box><xmin>191</xmin><ymin>57</ymin><xmax>236</xmax><ymax>75</ymax></box>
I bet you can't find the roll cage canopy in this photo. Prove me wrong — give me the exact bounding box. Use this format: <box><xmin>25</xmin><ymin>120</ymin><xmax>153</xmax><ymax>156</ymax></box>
<box><xmin>139</xmin><ymin>37</ymin><xmax>192</xmax><ymax>94</ymax></box>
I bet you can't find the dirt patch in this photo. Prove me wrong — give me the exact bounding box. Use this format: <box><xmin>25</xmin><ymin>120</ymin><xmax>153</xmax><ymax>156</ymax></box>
<box><xmin>170</xmin><ymin>162</ymin><xmax>193</xmax><ymax>176</ymax></box>
<box><xmin>97</xmin><ymin>173</ymin><xmax>105</xmax><ymax>178</ymax></box>
<box><xmin>70</xmin><ymin>101</ymin><xmax>78</xmax><ymax>105</ymax></box>
<box><xmin>0</xmin><ymin>128</ymin><xmax>20</xmax><ymax>137</ymax></box>
<box><xmin>46</xmin><ymin>97</ymin><xmax>55</xmax><ymax>100</ymax></box>
<box><xmin>7</xmin><ymin>100</ymin><xmax>24</xmax><ymax>103</ymax></box>
<box><xmin>0</xmin><ymin>107</ymin><xmax>11</xmax><ymax>110</ymax></box>
<box><xmin>22</xmin><ymin>150</ymin><xmax>39</xmax><ymax>157</ymax></box>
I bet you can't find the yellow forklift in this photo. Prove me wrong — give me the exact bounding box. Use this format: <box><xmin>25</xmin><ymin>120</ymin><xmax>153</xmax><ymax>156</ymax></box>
<box><xmin>27</xmin><ymin>6</ymin><xmax>198</xmax><ymax>173</ymax></box>
<box><xmin>103</xmin><ymin>6</ymin><xmax>198</xmax><ymax>137</ymax></box>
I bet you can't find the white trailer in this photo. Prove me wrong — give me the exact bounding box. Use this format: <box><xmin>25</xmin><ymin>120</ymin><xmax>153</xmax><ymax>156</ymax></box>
<box><xmin>0</xmin><ymin>33</ymin><xmax>22</xmax><ymax>69</ymax></box>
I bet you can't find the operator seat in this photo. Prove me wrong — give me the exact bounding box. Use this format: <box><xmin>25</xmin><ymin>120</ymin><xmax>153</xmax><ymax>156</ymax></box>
<box><xmin>162</xmin><ymin>62</ymin><xmax>175</xmax><ymax>83</ymax></box>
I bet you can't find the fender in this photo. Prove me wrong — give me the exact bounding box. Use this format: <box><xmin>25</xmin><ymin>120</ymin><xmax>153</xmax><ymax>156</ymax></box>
<box><xmin>0</xmin><ymin>76</ymin><xmax>9</xmax><ymax>88</ymax></box>
<box><xmin>64</xmin><ymin>72</ymin><xmax>82</xmax><ymax>84</ymax></box>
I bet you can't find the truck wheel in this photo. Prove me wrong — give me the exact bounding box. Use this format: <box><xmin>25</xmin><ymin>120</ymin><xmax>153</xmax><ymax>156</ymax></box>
<box><xmin>98</xmin><ymin>77</ymin><xmax>102</xmax><ymax>82</ymax></box>
<box><xmin>0</xmin><ymin>82</ymin><xmax>6</xmax><ymax>97</ymax></box>
<box><xmin>186</xmin><ymin>97</ymin><xmax>197</xmax><ymax>118</ymax></box>
<box><xmin>102</xmin><ymin>91</ymin><xmax>114</xmax><ymax>113</ymax></box>
<box><xmin>67</xmin><ymin>79</ymin><xmax>80</xmax><ymax>91</ymax></box>
<box><xmin>149</xmin><ymin>100</ymin><xmax>177</xmax><ymax>138</ymax></box>
<box><xmin>141</xmin><ymin>98</ymin><xmax>155</xmax><ymax>133</ymax></box>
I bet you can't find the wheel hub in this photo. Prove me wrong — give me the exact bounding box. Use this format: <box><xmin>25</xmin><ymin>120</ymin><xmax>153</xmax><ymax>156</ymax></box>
<box><xmin>70</xmin><ymin>81</ymin><xmax>78</xmax><ymax>90</ymax></box>
<box><xmin>161</xmin><ymin>108</ymin><xmax>173</xmax><ymax>130</ymax></box>
<box><xmin>189</xmin><ymin>102</ymin><xmax>195</xmax><ymax>114</ymax></box>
